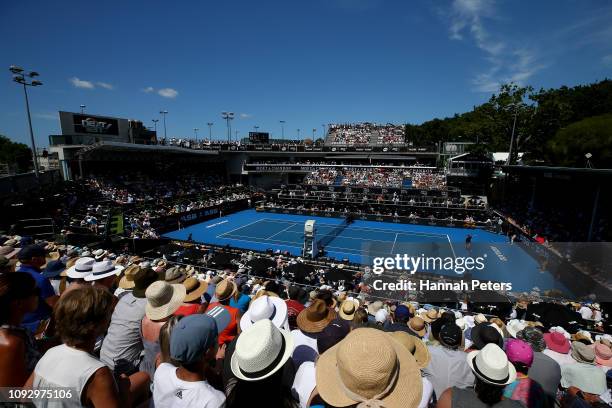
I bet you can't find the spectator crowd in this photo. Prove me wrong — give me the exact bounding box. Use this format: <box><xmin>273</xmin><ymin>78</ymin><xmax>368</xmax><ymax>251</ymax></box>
<box><xmin>0</xmin><ymin>233</ymin><xmax>611</xmax><ymax>408</ymax></box>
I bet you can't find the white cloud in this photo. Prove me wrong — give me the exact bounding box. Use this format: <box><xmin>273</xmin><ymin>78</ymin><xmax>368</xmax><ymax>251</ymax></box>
<box><xmin>69</xmin><ymin>77</ymin><xmax>95</xmax><ymax>89</ymax></box>
<box><xmin>157</xmin><ymin>88</ymin><xmax>178</xmax><ymax>98</ymax></box>
<box><xmin>446</xmin><ymin>0</ymin><xmax>542</xmax><ymax>93</ymax></box>
<box><xmin>34</xmin><ymin>113</ymin><xmax>57</xmax><ymax>120</ymax></box>
<box><xmin>96</xmin><ymin>82</ymin><xmax>114</xmax><ymax>90</ymax></box>
<box><xmin>240</xmin><ymin>113</ymin><xmax>253</xmax><ymax>119</ymax></box>
<box><xmin>142</xmin><ymin>86</ymin><xmax>155</xmax><ymax>93</ymax></box>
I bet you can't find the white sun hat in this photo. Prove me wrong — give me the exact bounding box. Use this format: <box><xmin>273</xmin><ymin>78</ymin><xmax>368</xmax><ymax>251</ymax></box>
<box><xmin>506</xmin><ymin>319</ymin><xmax>527</xmax><ymax>338</ymax></box>
<box><xmin>240</xmin><ymin>295</ymin><xmax>289</xmax><ymax>331</ymax></box>
<box><xmin>66</xmin><ymin>257</ymin><xmax>96</xmax><ymax>279</ymax></box>
<box><xmin>467</xmin><ymin>343</ymin><xmax>517</xmax><ymax>386</ymax></box>
<box><xmin>231</xmin><ymin>319</ymin><xmax>294</xmax><ymax>381</ymax></box>
<box><xmin>84</xmin><ymin>260</ymin><xmax>124</xmax><ymax>282</ymax></box>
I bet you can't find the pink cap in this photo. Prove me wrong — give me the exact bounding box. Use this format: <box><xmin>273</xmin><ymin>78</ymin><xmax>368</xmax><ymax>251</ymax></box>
<box><xmin>505</xmin><ymin>339</ymin><xmax>534</xmax><ymax>367</ymax></box>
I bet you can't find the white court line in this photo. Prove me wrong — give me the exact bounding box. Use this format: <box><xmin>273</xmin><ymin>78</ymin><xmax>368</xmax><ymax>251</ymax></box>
<box><xmin>259</xmin><ymin>217</ymin><xmax>446</xmax><ymax>238</ymax></box>
<box><xmin>217</xmin><ymin>218</ymin><xmax>269</xmax><ymax>238</ymax></box>
<box><xmin>265</xmin><ymin>224</ymin><xmax>298</xmax><ymax>240</ymax></box>
<box><xmin>447</xmin><ymin>235</ymin><xmax>457</xmax><ymax>259</ymax></box>
<box><xmin>390</xmin><ymin>233</ymin><xmax>398</xmax><ymax>254</ymax></box>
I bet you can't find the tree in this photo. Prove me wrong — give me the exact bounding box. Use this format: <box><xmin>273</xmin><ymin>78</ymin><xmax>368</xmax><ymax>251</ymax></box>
<box><xmin>0</xmin><ymin>135</ymin><xmax>32</xmax><ymax>173</ymax></box>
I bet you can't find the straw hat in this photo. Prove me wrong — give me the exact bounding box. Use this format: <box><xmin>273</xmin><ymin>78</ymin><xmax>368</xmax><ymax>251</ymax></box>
<box><xmin>0</xmin><ymin>245</ymin><xmax>20</xmax><ymax>259</ymax></box>
<box><xmin>474</xmin><ymin>314</ymin><xmax>488</xmax><ymax>324</ymax></box>
<box><xmin>145</xmin><ymin>281</ymin><xmax>186</xmax><ymax>321</ymax></box>
<box><xmin>84</xmin><ymin>260</ymin><xmax>124</xmax><ymax>282</ymax></box>
<box><xmin>164</xmin><ymin>266</ymin><xmax>187</xmax><ymax>284</ymax></box>
<box><xmin>571</xmin><ymin>331</ymin><xmax>594</xmax><ymax>344</ymax></box>
<box><xmin>367</xmin><ymin>300</ymin><xmax>383</xmax><ymax>316</ymax></box>
<box><xmin>230</xmin><ymin>319</ymin><xmax>294</xmax><ymax>381</ymax></box>
<box><xmin>183</xmin><ymin>277</ymin><xmax>208</xmax><ymax>303</ymax></box>
<box><xmin>215</xmin><ymin>279</ymin><xmax>237</xmax><ymax>302</ymax></box>
<box><xmin>119</xmin><ymin>264</ymin><xmax>142</xmax><ymax>289</ymax></box>
<box><xmin>570</xmin><ymin>341</ymin><xmax>595</xmax><ymax>364</ymax></box>
<box><xmin>316</xmin><ymin>328</ymin><xmax>422</xmax><ymax>408</ymax></box>
<box><xmin>420</xmin><ymin>309</ymin><xmax>439</xmax><ymax>323</ymax></box>
<box><xmin>240</xmin><ymin>295</ymin><xmax>289</xmax><ymax>331</ymax></box>
<box><xmin>467</xmin><ymin>343</ymin><xmax>517</xmax><ymax>386</ymax></box>
<box><xmin>594</xmin><ymin>342</ymin><xmax>612</xmax><ymax>367</ymax></box>
<box><xmin>339</xmin><ymin>299</ymin><xmax>360</xmax><ymax>321</ymax></box>
<box><xmin>389</xmin><ymin>331</ymin><xmax>431</xmax><ymax>369</ymax></box>
<box><xmin>408</xmin><ymin>316</ymin><xmax>427</xmax><ymax>338</ymax></box>
<box><xmin>297</xmin><ymin>299</ymin><xmax>337</xmax><ymax>333</ymax></box>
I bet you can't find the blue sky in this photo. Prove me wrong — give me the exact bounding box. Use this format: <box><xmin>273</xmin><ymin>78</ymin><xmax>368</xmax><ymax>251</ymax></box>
<box><xmin>1</xmin><ymin>0</ymin><xmax>611</xmax><ymax>147</ymax></box>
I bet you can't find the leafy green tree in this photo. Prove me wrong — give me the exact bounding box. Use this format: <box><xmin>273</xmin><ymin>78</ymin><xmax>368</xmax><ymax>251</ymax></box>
<box><xmin>0</xmin><ymin>135</ymin><xmax>32</xmax><ymax>173</ymax></box>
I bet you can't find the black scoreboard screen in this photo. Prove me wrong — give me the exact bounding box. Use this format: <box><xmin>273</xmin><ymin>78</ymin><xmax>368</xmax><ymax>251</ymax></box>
<box><xmin>249</xmin><ymin>132</ymin><xmax>269</xmax><ymax>144</ymax></box>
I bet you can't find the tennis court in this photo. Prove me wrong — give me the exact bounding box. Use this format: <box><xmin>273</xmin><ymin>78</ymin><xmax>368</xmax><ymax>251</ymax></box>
<box><xmin>163</xmin><ymin>209</ymin><xmax>571</xmax><ymax>294</ymax></box>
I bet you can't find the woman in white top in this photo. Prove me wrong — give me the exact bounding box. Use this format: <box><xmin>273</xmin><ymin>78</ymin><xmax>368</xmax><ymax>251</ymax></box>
<box><xmin>26</xmin><ymin>286</ymin><xmax>149</xmax><ymax>407</ymax></box>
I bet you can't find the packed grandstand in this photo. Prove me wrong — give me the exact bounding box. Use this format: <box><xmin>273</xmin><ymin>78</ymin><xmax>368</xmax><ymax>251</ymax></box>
<box><xmin>1</xmin><ymin>124</ymin><xmax>611</xmax><ymax>408</ymax></box>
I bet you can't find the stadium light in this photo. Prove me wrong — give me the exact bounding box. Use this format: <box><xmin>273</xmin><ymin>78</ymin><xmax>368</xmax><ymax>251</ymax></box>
<box><xmin>193</xmin><ymin>127</ymin><xmax>199</xmax><ymax>141</ymax></box>
<box><xmin>9</xmin><ymin>65</ymin><xmax>42</xmax><ymax>178</ymax></box>
<box><xmin>159</xmin><ymin>110</ymin><xmax>168</xmax><ymax>139</ymax></box>
<box><xmin>254</xmin><ymin>125</ymin><xmax>259</xmax><ymax>131</ymax></box>
<box><xmin>207</xmin><ymin>122</ymin><xmax>213</xmax><ymax>140</ymax></box>
<box><xmin>504</xmin><ymin>103</ymin><xmax>519</xmax><ymax>166</ymax></box>
<box><xmin>80</xmin><ymin>104</ymin><xmax>86</xmax><ymax>114</ymax></box>
<box><xmin>221</xmin><ymin>112</ymin><xmax>234</xmax><ymax>142</ymax></box>
<box><xmin>152</xmin><ymin>119</ymin><xmax>159</xmax><ymax>135</ymax></box>
<box><xmin>312</xmin><ymin>128</ymin><xmax>317</xmax><ymax>138</ymax></box>
<box><xmin>279</xmin><ymin>120</ymin><xmax>285</xmax><ymax>139</ymax></box>
<box><xmin>297</xmin><ymin>128</ymin><xmax>300</xmax><ymax>138</ymax></box>
<box><xmin>321</xmin><ymin>124</ymin><xmax>326</xmax><ymax>139</ymax></box>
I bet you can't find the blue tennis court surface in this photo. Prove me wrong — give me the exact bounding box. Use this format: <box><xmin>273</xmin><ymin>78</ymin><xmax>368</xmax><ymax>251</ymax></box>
<box><xmin>164</xmin><ymin>209</ymin><xmax>571</xmax><ymax>295</ymax></box>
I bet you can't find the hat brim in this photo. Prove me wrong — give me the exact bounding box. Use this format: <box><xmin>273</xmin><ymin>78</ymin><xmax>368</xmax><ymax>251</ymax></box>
<box><xmin>543</xmin><ymin>333</ymin><xmax>570</xmax><ymax>354</ymax></box>
<box><xmin>184</xmin><ymin>281</ymin><xmax>208</xmax><ymax>303</ymax></box>
<box><xmin>145</xmin><ymin>284</ymin><xmax>187</xmax><ymax>320</ymax></box>
<box><xmin>65</xmin><ymin>263</ymin><xmax>93</xmax><ymax>279</ymax></box>
<box><xmin>240</xmin><ymin>296</ymin><xmax>288</xmax><ymax>331</ymax></box>
<box><xmin>84</xmin><ymin>265</ymin><xmax>124</xmax><ymax>282</ymax></box>
<box><xmin>297</xmin><ymin>308</ymin><xmax>337</xmax><ymax>333</ymax></box>
<box><xmin>316</xmin><ymin>331</ymin><xmax>422</xmax><ymax>408</ymax></box>
<box><xmin>230</xmin><ymin>327</ymin><xmax>294</xmax><ymax>382</ymax></box>
<box><xmin>471</xmin><ymin>324</ymin><xmax>504</xmax><ymax>350</ymax></box>
<box><xmin>216</xmin><ymin>281</ymin><xmax>237</xmax><ymax>302</ymax></box>
<box><xmin>1</xmin><ymin>248</ymin><xmax>21</xmax><ymax>259</ymax></box>
<box><xmin>119</xmin><ymin>275</ymin><xmax>136</xmax><ymax>289</ymax></box>
<box><xmin>420</xmin><ymin>313</ymin><xmax>439</xmax><ymax>323</ymax></box>
<box><xmin>467</xmin><ymin>350</ymin><xmax>517</xmax><ymax>386</ymax></box>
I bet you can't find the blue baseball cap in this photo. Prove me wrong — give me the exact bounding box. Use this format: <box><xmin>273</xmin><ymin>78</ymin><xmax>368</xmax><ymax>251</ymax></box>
<box><xmin>395</xmin><ymin>305</ymin><xmax>411</xmax><ymax>321</ymax></box>
<box><xmin>170</xmin><ymin>314</ymin><xmax>218</xmax><ymax>364</ymax></box>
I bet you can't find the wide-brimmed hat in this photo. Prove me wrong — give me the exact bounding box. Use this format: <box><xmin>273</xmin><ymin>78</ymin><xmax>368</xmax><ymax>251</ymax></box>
<box><xmin>231</xmin><ymin>319</ymin><xmax>294</xmax><ymax>381</ymax></box>
<box><xmin>474</xmin><ymin>314</ymin><xmax>488</xmax><ymax>324</ymax></box>
<box><xmin>84</xmin><ymin>260</ymin><xmax>124</xmax><ymax>282</ymax></box>
<box><xmin>119</xmin><ymin>264</ymin><xmax>141</xmax><ymax>289</ymax></box>
<box><xmin>467</xmin><ymin>343</ymin><xmax>517</xmax><ymax>386</ymax></box>
<box><xmin>92</xmin><ymin>249</ymin><xmax>107</xmax><ymax>261</ymax></box>
<box><xmin>41</xmin><ymin>259</ymin><xmax>66</xmax><ymax>278</ymax></box>
<box><xmin>183</xmin><ymin>277</ymin><xmax>208</xmax><ymax>303</ymax></box>
<box><xmin>164</xmin><ymin>266</ymin><xmax>187</xmax><ymax>284</ymax></box>
<box><xmin>571</xmin><ymin>331</ymin><xmax>594</xmax><ymax>344</ymax></box>
<box><xmin>439</xmin><ymin>322</ymin><xmax>463</xmax><ymax>349</ymax></box>
<box><xmin>471</xmin><ymin>324</ymin><xmax>504</xmax><ymax>350</ymax></box>
<box><xmin>0</xmin><ymin>245</ymin><xmax>20</xmax><ymax>259</ymax></box>
<box><xmin>240</xmin><ymin>295</ymin><xmax>288</xmax><ymax>331</ymax></box>
<box><xmin>132</xmin><ymin>267</ymin><xmax>159</xmax><ymax>298</ymax></box>
<box><xmin>215</xmin><ymin>279</ymin><xmax>237</xmax><ymax>302</ymax></box>
<box><xmin>145</xmin><ymin>281</ymin><xmax>186</xmax><ymax>320</ymax></box>
<box><xmin>506</xmin><ymin>319</ymin><xmax>526</xmax><ymax>339</ymax></box>
<box><xmin>420</xmin><ymin>309</ymin><xmax>440</xmax><ymax>323</ymax></box>
<box><xmin>408</xmin><ymin>316</ymin><xmax>427</xmax><ymax>338</ymax></box>
<box><xmin>505</xmin><ymin>339</ymin><xmax>534</xmax><ymax>367</ymax></box>
<box><xmin>316</xmin><ymin>328</ymin><xmax>423</xmax><ymax>408</ymax></box>
<box><xmin>297</xmin><ymin>299</ymin><xmax>337</xmax><ymax>333</ymax></box>
<box><xmin>571</xmin><ymin>341</ymin><xmax>595</xmax><ymax>364</ymax></box>
<box><xmin>543</xmin><ymin>331</ymin><xmax>570</xmax><ymax>354</ymax></box>
<box><xmin>339</xmin><ymin>299</ymin><xmax>360</xmax><ymax>321</ymax></box>
<box><xmin>516</xmin><ymin>327</ymin><xmax>546</xmax><ymax>352</ymax></box>
<box><xmin>66</xmin><ymin>257</ymin><xmax>95</xmax><ymax>279</ymax></box>
<box><xmin>389</xmin><ymin>331</ymin><xmax>431</xmax><ymax>369</ymax></box>
<box><xmin>367</xmin><ymin>300</ymin><xmax>383</xmax><ymax>316</ymax></box>
<box><xmin>594</xmin><ymin>343</ymin><xmax>612</xmax><ymax>367</ymax></box>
